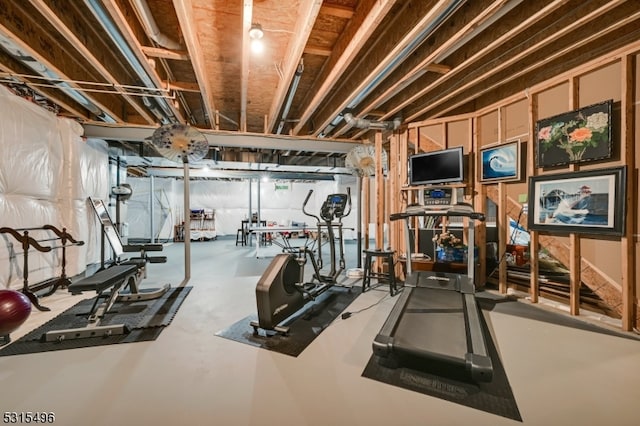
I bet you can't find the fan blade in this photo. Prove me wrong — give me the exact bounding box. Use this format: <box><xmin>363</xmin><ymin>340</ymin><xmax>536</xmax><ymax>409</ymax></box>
<box><xmin>151</xmin><ymin>123</ymin><xmax>209</xmax><ymax>163</ymax></box>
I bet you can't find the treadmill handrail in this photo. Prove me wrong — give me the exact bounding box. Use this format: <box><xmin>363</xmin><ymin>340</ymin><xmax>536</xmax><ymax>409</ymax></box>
<box><xmin>390</xmin><ymin>203</ymin><xmax>485</xmax><ymax>222</ymax></box>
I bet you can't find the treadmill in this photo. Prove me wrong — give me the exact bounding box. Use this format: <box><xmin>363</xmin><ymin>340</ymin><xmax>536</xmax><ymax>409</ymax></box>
<box><xmin>372</xmin><ymin>203</ymin><xmax>493</xmax><ymax>382</ymax></box>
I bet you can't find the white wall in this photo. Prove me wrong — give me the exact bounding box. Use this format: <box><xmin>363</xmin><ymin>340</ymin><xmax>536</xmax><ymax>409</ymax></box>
<box><xmin>0</xmin><ymin>86</ymin><xmax>109</xmax><ymax>290</ymax></box>
<box><xmin>124</xmin><ymin>175</ymin><xmax>360</xmax><ymax>240</ymax></box>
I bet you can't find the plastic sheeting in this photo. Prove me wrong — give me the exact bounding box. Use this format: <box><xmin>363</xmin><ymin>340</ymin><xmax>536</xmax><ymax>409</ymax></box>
<box><xmin>125</xmin><ymin>176</ymin><xmax>359</xmax><ymax>240</ymax></box>
<box><xmin>0</xmin><ymin>86</ymin><xmax>109</xmax><ymax>290</ymax></box>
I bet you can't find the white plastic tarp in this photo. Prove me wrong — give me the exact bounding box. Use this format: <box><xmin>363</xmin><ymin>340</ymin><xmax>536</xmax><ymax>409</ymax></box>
<box><xmin>0</xmin><ymin>86</ymin><xmax>109</xmax><ymax>290</ymax></box>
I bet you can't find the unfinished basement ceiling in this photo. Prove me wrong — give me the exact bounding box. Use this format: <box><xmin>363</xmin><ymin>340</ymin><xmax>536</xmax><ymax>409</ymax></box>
<box><xmin>1</xmin><ymin>0</ymin><xmax>639</xmax><ymax>164</ymax></box>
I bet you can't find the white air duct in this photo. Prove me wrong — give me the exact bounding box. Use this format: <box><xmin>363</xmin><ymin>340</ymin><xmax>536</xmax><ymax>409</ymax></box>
<box><xmin>131</xmin><ymin>0</ymin><xmax>182</xmax><ymax>50</ymax></box>
<box><xmin>343</xmin><ymin>112</ymin><xmax>401</xmax><ymax>131</ymax></box>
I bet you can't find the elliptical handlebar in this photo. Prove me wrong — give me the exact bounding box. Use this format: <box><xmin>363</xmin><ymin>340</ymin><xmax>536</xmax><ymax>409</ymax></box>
<box><xmin>303</xmin><ymin>189</ymin><xmax>352</xmax><ymax>224</ymax></box>
<box><xmin>302</xmin><ymin>189</ymin><xmax>321</xmax><ymax>223</ymax></box>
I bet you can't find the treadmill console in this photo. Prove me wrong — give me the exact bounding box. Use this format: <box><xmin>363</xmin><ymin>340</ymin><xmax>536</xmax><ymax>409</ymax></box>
<box><xmin>422</xmin><ymin>187</ymin><xmax>455</xmax><ymax>208</ymax></box>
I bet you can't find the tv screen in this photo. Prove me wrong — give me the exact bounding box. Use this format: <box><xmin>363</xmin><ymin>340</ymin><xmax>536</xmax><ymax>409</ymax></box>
<box><xmin>409</xmin><ymin>147</ymin><xmax>464</xmax><ymax>185</ymax></box>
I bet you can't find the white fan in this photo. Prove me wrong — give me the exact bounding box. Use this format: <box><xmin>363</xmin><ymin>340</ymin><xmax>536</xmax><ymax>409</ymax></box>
<box><xmin>150</xmin><ymin>123</ymin><xmax>209</xmax><ymax>164</ymax></box>
<box><xmin>150</xmin><ymin>123</ymin><xmax>209</xmax><ymax>282</ymax></box>
<box><xmin>345</xmin><ymin>144</ymin><xmax>388</xmax><ymax>177</ymax></box>
<box><xmin>345</xmin><ymin>144</ymin><xmax>388</xmax><ymax>268</ymax></box>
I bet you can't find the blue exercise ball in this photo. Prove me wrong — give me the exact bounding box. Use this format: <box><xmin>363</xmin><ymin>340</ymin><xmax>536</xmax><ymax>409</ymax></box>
<box><xmin>0</xmin><ymin>289</ymin><xmax>32</xmax><ymax>336</ymax></box>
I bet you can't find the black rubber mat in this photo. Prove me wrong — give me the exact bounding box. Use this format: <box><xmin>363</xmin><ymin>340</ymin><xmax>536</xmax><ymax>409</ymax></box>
<box><xmin>362</xmin><ymin>303</ymin><xmax>522</xmax><ymax>422</ymax></box>
<box><xmin>215</xmin><ymin>285</ymin><xmax>360</xmax><ymax>357</ymax></box>
<box><xmin>361</xmin><ymin>294</ymin><xmax>640</xmax><ymax>421</ymax></box>
<box><xmin>0</xmin><ymin>286</ymin><xmax>191</xmax><ymax>357</ymax></box>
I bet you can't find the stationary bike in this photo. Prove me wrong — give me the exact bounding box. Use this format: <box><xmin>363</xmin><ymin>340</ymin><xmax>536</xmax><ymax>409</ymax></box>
<box><xmin>251</xmin><ymin>189</ymin><xmax>351</xmax><ymax>335</ymax></box>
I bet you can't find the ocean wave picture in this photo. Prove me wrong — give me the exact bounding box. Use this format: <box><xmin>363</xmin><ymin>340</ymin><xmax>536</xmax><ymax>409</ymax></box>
<box><xmin>480</xmin><ymin>141</ymin><xmax>519</xmax><ymax>182</ymax></box>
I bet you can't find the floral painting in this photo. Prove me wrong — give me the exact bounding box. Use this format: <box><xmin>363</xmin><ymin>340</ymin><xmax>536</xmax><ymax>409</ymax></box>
<box><xmin>535</xmin><ymin>100</ymin><xmax>613</xmax><ymax>168</ymax></box>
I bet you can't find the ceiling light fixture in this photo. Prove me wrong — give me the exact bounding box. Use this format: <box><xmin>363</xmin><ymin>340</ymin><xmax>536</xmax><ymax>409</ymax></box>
<box><xmin>249</xmin><ymin>23</ymin><xmax>264</xmax><ymax>54</ymax></box>
<box><xmin>249</xmin><ymin>23</ymin><xmax>264</xmax><ymax>40</ymax></box>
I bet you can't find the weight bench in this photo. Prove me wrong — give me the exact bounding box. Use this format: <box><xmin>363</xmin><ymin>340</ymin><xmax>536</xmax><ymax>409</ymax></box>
<box><xmin>89</xmin><ymin>197</ymin><xmax>167</xmax><ymax>277</ymax></box>
<box><xmin>41</xmin><ymin>199</ymin><xmax>173</xmax><ymax>342</ymax></box>
<box><xmin>42</xmin><ymin>264</ymin><xmax>138</xmax><ymax>342</ymax></box>
<box><xmin>120</xmin><ymin>240</ymin><xmax>167</xmax><ymax>279</ymax></box>
<box><xmin>43</xmin><ymin>262</ymin><xmax>171</xmax><ymax>342</ymax></box>
<box><xmin>88</xmin><ymin>196</ymin><xmax>170</xmax><ymax>297</ymax></box>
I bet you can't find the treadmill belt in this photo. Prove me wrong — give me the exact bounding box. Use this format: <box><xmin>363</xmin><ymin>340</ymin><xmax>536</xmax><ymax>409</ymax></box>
<box><xmin>394</xmin><ymin>288</ymin><xmax>467</xmax><ymax>361</ymax></box>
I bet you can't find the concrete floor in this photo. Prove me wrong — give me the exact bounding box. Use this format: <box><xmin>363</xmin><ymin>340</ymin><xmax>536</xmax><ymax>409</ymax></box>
<box><xmin>2</xmin><ymin>237</ymin><xmax>640</xmax><ymax>426</ymax></box>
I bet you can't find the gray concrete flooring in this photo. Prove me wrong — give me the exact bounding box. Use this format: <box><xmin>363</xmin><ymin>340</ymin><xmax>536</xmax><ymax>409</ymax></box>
<box><xmin>2</xmin><ymin>237</ymin><xmax>639</xmax><ymax>426</ymax></box>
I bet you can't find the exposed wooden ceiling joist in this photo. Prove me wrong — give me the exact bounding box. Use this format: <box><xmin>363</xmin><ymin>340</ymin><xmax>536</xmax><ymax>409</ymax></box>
<box><xmin>140</xmin><ymin>46</ymin><xmax>190</xmax><ymax>61</ymax></box>
<box><xmin>404</xmin><ymin>0</ymin><xmax>633</xmax><ymax>121</ymax></box>
<box><xmin>292</xmin><ymin>0</ymin><xmax>397</xmax><ymax>136</ymax></box>
<box><xmin>266</xmin><ymin>0</ymin><xmax>323</xmax><ymax>133</ymax></box>
<box><xmin>0</xmin><ymin>5</ymin><xmax>126</xmax><ymax>122</ymax></box>
<box><xmin>172</xmin><ymin>0</ymin><xmax>215</xmax><ymax>128</ymax></box>
<box><xmin>337</xmin><ymin>0</ymin><xmax>510</xmax><ymax>138</ymax></box>
<box><xmin>28</xmin><ymin>0</ymin><xmax>157</xmax><ymax>125</ymax></box>
<box><xmin>101</xmin><ymin>0</ymin><xmax>185</xmax><ymax>123</ymax></box>
<box><xmin>0</xmin><ymin>0</ymin><xmax>637</xmax><ymax>147</ymax></box>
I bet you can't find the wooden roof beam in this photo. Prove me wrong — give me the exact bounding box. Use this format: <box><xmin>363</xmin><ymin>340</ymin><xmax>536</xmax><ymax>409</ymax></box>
<box><xmin>240</xmin><ymin>0</ymin><xmax>253</xmax><ymax>133</ymax></box>
<box><xmin>336</xmin><ymin>0</ymin><xmax>507</xmax><ymax>139</ymax></box>
<box><xmin>266</xmin><ymin>0</ymin><xmax>323</xmax><ymax>133</ymax></box>
<box><xmin>303</xmin><ymin>45</ymin><xmax>332</xmax><ymax>57</ymax></box>
<box><xmin>0</xmin><ymin>4</ymin><xmax>127</xmax><ymax>122</ymax></box>
<box><xmin>405</xmin><ymin>0</ymin><xmax>633</xmax><ymax>122</ymax></box>
<box><xmin>171</xmin><ymin>0</ymin><xmax>216</xmax><ymax>128</ymax></box>
<box><xmin>292</xmin><ymin>0</ymin><xmax>397</xmax><ymax>136</ymax></box>
<box><xmin>28</xmin><ymin>0</ymin><xmax>156</xmax><ymax>124</ymax></box>
<box><xmin>0</xmin><ymin>61</ymin><xmax>90</xmax><ymax>120</ymax></box>
<box><xmin>163</xmin><ymin>80</ymin><xmax>200</xmax><ymax>92</ymax></box>
<box><xmin>320</xmin><ymin>4</ymin><xmax>355</xmax><ymax>20</ymax></box>
<box><xmin>374</xmin><ymin>0</ymin><xmax>577</xmax><ymax>122</ymax></box>
<box><xmin>102</xmin><ymin>0</ymin><xmax>185</xmax><ymax>122</ymax></box>
<box><xmin>306</xmin><ymin>0</ymin><xmax>459</xmax><ymax>138</ymax></box>
<box><xmin>141</xmin><ymin>46</ymin><xmax>190</xmax><ymax>61</ymax></box>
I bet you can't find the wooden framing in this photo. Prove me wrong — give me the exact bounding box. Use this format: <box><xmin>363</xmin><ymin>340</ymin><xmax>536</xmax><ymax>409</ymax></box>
<box><xmin>621</xmin><ymin>53</ymin><xmax>637</xmax><ymax>331</ymax></box>
<box><xmin>390</xmin><ymin>41</ymin><xmax>640</xmax><ymax>330</ymax></box>
<box><xmin>528</xmin><ymin>92</ymin><xmax>540</xmax><ymax>304</ymax></box>
<box><xmin>473</xmin><ymin>116</ymin><xmax>488</xmax><ymax>288</ymax></box>
<box><xmin>362</xmin><ymin>174</ymin><xmax>370</xmax><ymax>251</ymax></box>
<box><xmin>567</xmin><ymin>76</ymin><xmax>580</xmax><ymax>316</ymax></box>
<box><xmin>374</xmin><ymin>131</ymin><xmax>384</xmax><ymax>251</ymax></box>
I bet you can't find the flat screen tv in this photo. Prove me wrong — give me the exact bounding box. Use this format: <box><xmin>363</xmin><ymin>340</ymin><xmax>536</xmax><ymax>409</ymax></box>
<box><xmin>408</xmin><ymin>146</ymin><xmax>464</xmax><ymax>186</ymax></box>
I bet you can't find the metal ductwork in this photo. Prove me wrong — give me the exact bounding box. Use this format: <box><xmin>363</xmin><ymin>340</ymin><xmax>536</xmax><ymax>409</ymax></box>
<box><xmin>276</xmin><ymin>59</ymin><xmax>304</xmax><ymax>134</ymax></box>
<box><xmin>343</xmin><ymin>112</ymin><xmax>401</xmax><ymax>131</ymax></box>
<box><xmin>0</xmin><ymin>33</ymin><xmax>117</xmax><ymax>123</ymax></box>
<box><xmin>84</xmin><ymin>0</ymin><xmax>176</xmax><ymax>124</ymax></box>
<box><xmin>318</xmin><ymin>0</ymin><xmax>466</xmax><ymax>138</ymax></box>
<box><xmin>131</xmin><ymin>0</ymin><xmax>182</xmax><ymax>50</ymax></box>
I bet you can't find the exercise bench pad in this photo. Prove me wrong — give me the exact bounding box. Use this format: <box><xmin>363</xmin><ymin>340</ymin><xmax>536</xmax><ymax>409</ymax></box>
<box><xmin>122</xmin><ymin>243</ymin><xmax>164</xmax><ymax>252</ymax></box>
<box><xmin>68</xmin><ymin>264</ymin><xmax>138</xmax><ymax>294</ymax></box>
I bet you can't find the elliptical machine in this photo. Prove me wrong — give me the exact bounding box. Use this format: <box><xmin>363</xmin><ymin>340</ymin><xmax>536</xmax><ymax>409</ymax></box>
<box><xmin>251</xmin><ymin>189</ymin><xmax>351</xmax><ymax>335</ymax></box>
<box><xmin>303</xmin><ymin>189</ymin><xmax>351</xmax><ymax>283</ymax></box>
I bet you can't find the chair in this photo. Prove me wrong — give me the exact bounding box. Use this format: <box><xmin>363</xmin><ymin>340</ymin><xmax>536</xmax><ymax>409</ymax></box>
<box><xmin>362</xmin><ymin>249</ymin><xmax>398</xmax><ymax>296</ymax></box>
<box><xmin>235</xmin><ymin>228</ymin><xmax>246</xmax><ymax>246</ymax></box>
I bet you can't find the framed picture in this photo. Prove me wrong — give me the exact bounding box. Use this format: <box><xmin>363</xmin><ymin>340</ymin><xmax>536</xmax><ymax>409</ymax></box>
<box><xmin>535</xmin><ymin>99</ymin><xmax>613</xmax><ymax>168</ymax></box>
<box><xmin>527</xmin><ymin>166</ymin><xmax>626</xmax><ymax>236</ymax></box>
<box><xmin>479</xmin><ymin>140</ymin><xmax>520</xmax><ymax>183</ymax></box>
